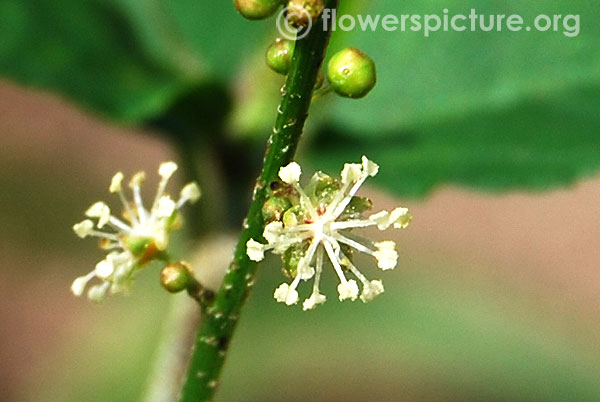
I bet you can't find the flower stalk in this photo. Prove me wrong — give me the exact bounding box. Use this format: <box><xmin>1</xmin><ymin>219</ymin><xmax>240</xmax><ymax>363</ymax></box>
<box><xmin>178</xmin><ymin>2</ymin><xmax>339</xmax><ymax>401</ymax></box>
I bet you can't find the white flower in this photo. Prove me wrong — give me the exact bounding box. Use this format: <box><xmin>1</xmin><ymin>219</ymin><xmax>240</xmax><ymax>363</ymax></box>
<box><xmin>274</xmin><ymin>283</ymin><xmax>299</xmax><ymax>305</ymax></box>
<box><xmin>278</xmin><ymin>162</ymin><xmax>302</xmax><ymax>184</ymax></box>
<box><xmin>71</xmin><ymin>161</ymin><xmax>201</xmax><ymax>302</ymax></box>
<box><xmin>246</xmin><ymin>156</ymin><xmax>411</xmax><ymax>309</ymax></box>
<box><xmin>302</xmin><ymin>292</ymin><xmax>326</xmax><ymax>311</ymax></box>
<box><xmin>246</xmin><ymin>239</ymin><xmax>265</xmax><ymax>262</ymax></box>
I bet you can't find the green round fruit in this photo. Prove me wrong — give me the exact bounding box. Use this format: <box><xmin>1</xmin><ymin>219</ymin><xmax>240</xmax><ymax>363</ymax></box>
<box><xmin>235</xmin><ymin>0</ymin><xmax>282</xmax><ymax>20</ymax></box>
<box><xmin>327</xmin><ymin>48</ymin><xmax>376</xmax><ymax>99</ymax></box>
<box><xmin>266</xmin><ymin>38</ymin><xmax>294</xmax><ymax>75</ymax></box>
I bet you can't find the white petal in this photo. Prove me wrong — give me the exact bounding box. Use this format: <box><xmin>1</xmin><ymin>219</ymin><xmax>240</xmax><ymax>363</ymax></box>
<box><xmin>360</xmin><ymin>280</ymin><xmax>384</xmax><ymax>302</ymax></box>
<box><xmin>374</xmin><ymin>241</ymin><xmax>398</xmax><ymax>270</ymax></box>
<box><xmin>302</xmin><ymin>292</ymin><xmax>326</xmax><ymax>310</ymax></box>
<box><xmin>390</xmin><ymin>207</ymin><xmax>412</xmax><ymax>229</ymax></box>
<box><xmin>85</xmin><ymin>201</ymin><xmax>111</xmax><ymax>228</ymax></box>
<box><xmin>73</xmin><ymin>219</ymin><xmax>94</xmax><ymax>238</ymax></box>
<box><xmin>154</xmin><ymin>229</ymin><xmax>169</xmax><ymax>250</ymax></box>
<box><xmin>340</xmin><ymin>163</ymin><xmax>362</xmax><ymax>184</ymax></box>
<box><xmin>274</xmin><ymin>283</ymin><xmax>298</xmax><ymax>305</ymax></box>
<box><xmin>111</xmin><ymin>252</ymin><xmax>136</xmax><ymax>282</ymax></box>
<box><xmin>109</xmin><ymin>172</ymin><xmax>124</xmax><ymax>193</ymax></box>
<box><xmin>87</xmin><ymin>282</ymin><xmax>110</xmax><ymax>302</ymax></box>
<box><xmin>279</xmin><ymin>162</ymin><xmax>301</xmax><ymax>184</ymax></box>
<box><xmin>369</xmin><ymin>210</ymin><xmax>391</xmax><ymax>230</ymax></box>
<box><xmin>246</xmin><ymin>239</ymin><xmax>265</xmax><ymax>262</ymax></box>
<box><xmin>95</xmin><ymin>257</ymin><xmax>114</xmax><ymax>279</ymax></box>
<box><xmin>71</xmin><ymin>273</ymin><xmax>93</xmax><ymax>296</ymax></box>
<box><xmin>180</xmin><ymin>182</ymin><xmax>201</xmax><ymax>205</ymax></box>
<box><xmin>299</xmin><ymin>264</ymin><xmax>315</xmax><ymax>280</ymax></box>
<box><xmin>158</xmin><ymin>161</ymin><xmax>178</xmax><ymax>179</ymax></box>
<box><xmin>361</xmin><ymin>156</ymin><xmax>379</xmax><ymax>176</ymax></box>
<box><xmin>156</xmin><ymin>196</ymin><xmax>176</xmax><ymax>217</ymax></box>
<box><xmin>338</xmin><ymin>280</ymin><xmax>359</xmax><ymax>301</ymax></box>
<box><xmin>129</xmin><ymin>171</ymin><xmax>146</xmax><ymax>188</ymax></box>
<box><xmin>263</xmin><ymin>221</ymin><xmax>283</xmax><ymax>244</ymax></box>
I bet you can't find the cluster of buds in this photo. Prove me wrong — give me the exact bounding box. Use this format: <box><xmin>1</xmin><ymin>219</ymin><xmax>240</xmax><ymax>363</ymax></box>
<box><xmin>71</xmin><ymin>162</ymin><xmax>201</xmax><ymax>302</ymax></box>
<box><xmin>246</xmin><ymin>157</ymin><xmax>411</xmax><ymax>310</ymax></box>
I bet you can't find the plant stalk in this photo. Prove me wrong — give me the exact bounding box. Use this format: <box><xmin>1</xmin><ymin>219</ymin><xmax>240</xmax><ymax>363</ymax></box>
<box><xmin>178</xmin><ymin>4</ymin><xmax>339</xmax><ymax>401</ymax></box>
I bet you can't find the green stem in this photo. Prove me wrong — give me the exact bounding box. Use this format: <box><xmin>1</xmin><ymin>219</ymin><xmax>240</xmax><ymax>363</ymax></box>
<box><xmin>178</xmin><ymin>4</ymin><xmax>338</xmax><ymax>401</ymax></box>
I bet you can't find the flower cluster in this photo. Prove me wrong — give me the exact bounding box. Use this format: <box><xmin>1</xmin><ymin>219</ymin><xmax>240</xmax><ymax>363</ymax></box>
<box><xmin>71</xmin><ymin>162</ymin><xmax>201</xmax><ymax>302</ymax></box>
<box><xmin>246</xmin><ymin>156</ymin><xmax>411</xmax><ymax>310</ymax></box>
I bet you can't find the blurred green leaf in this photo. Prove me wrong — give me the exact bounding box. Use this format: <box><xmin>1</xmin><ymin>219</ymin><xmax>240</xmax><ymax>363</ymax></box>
<box><xmin>308</xmin><ymin>86</ymin><xmax>600</xmax><ymax>197</ymax></box>
<box><xmin>0</xmin><ymin>0</ymin><xmax>266</xmax><ymax>123</ymax></box>
<box><xmin>1</xmin><ymin>0</ymin><xmax>599</xmax><ymax>194</ymax></box>
<box><xmin>303</xmin><ymin>0</ymin><xmax>600</xmax><ymax>195</ymax></box>
<box><xmin>326</xmin><ymin>0</ymin><xmax>600</xmax><ymax>133</ymax></box>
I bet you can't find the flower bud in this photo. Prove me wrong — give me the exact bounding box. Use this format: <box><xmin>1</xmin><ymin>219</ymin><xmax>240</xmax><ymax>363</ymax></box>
<box><xmin>286</xmin><ymin>0</ymin><xmax>325</xmax><ymax>27</ymax></box>
<box><xmin>262</xmin><ymin>196</ymin><xmax>293</xmax><ymax>222</ymax></box>
<box><xmin>235</xmin><ymin>0</ymin><xmax>282</xmax><ymax>20</ymax></box>
<box><xmin>160</xmin><ymin>262</ymin><xmax>193</xmax><ymax>293</ymax></box>
<box><xmin>266</xmin><ymin>38</ymin><xmax>294</xmax><ymax>75</ymax></box>
<box><xmin>327</xmin><ymin>48</ymin><xmax>376</xmax><ymax>99</ymax></box>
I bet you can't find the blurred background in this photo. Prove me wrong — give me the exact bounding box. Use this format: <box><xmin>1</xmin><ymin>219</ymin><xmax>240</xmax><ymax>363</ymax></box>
<box><xmin>1</xmin><ymin>0</ymin><xmax>600</xmax><ymax>401</ymax></box>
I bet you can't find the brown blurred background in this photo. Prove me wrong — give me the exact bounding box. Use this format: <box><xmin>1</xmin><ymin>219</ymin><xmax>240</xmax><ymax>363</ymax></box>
<box><xmin>2</xmin><ymin>79</ymin><xmax>600</xmax><ymax>402</ymax></box>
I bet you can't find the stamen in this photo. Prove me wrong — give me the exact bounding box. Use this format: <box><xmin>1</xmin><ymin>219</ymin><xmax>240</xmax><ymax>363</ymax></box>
<box><xmin>333</xmin><ymin>233</ymin><xmax>375</xmax><ymax>256</ymax></box>
<box><xmin>108</xmin><ymin>216</ymin><xmax>132</xmax><ymax>233</ymax></box>
<box><xmin>323</xmin><ymin>240</ymin><xmax>349</xmax><ymax>285</ymax></box>
<box><xmin>330</xmin><ymin>219</ymin><xmax>376</xmax><ymax>231</ymax></box>
<box><xmin>292</xmin><ymin>182</ymin><xmax>318</xmax><ymax>220</ymax></box>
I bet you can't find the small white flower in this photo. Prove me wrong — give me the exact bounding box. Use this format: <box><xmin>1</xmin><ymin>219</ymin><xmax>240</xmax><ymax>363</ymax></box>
<box><xmin>302</xmin><ymin>292</ymin><xmax>326</xmax><ymax>311</ymax></box>
<box><xmin>85</xmin><ymin>201</ymin><xmax>110</xmax><ymax>228</ymax></box>
<box><xmin>360</xmin><ymin>280</ymin><xmax>384</xmax><ymax>302</ymax></box>
<box><xmin>373</xmin><ymin>241</ymin><xmax>398</xmax><ymax>270</ymax></box>
<box><xmin>246</xmin><ymin>239</ymin><xmax>265</xmax><ymax>262</ymax></box>
<box><xmin>278</xmin><ymin>162</ymin><xmax>302</xmax><ymax>184</ymax></box>
<box><xmin>246</xmin><ymin>156</ymin><xmax>411</xmax><ymax>309</ymax></box>
<box><xmin>73</xmin><ymin>219</ymin><xmax>94</xmax><ymax>238</ymax></box>
<box><xmin>71</xmin><ymin>161</ymin><xmax>201</xmax><ymax>301</ymax></box>
<box><xmin>338</xmin><ymin>280</ymin><xmax>359</xmax><ymax>301</ymax></box>
<box><xmin>274</xmin><ymin>283</ymin><xmax>299</xmax><ymax>305</ymax></box>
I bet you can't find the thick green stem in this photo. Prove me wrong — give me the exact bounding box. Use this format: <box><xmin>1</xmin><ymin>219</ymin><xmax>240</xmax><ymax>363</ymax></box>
<box><xmin>178</xmin><ymin>4</ymin><xmax>338</xmax><ymax>402</ymax></box>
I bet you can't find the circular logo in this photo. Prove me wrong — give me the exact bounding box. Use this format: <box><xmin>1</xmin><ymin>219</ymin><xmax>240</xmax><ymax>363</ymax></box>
<box><xmin>276</xmin><ymin>6</ymin><xmax>313</xmax><ymax>41</ymax></box>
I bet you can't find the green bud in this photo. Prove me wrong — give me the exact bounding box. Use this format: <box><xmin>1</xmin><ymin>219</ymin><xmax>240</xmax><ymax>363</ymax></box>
<box><xmin>235</xmin><ymin>0</ymin><xmax>282</xmax><ymax>20</ymax></box>
<box><xmin>313</xmin><ymin>173</ymin><xmax>341</xmax><ymax>206</ymax></box>
<box><xmin>262</xmin><ymin>196</ymin><xmax>293</xmax><ymax>222</ymax></box>
<box><xmin>327</xmin><ymin>48</ymin><xmax>376</xmax><ymax>99</ymax></box>
<box><xmin>339</xmin><ymin>196</ymin><xmax>373</xmax><ymax>220</ymax></box>
<box><xmin>286</xmin><ymin>0</ymin><xmax>325</xmax><ymax>27</ymax></box>
<box><xmin>282</xmin><ymin>242</ymin><xmax>308</xmax><ymax>278</ymax></box>
<box><xmin>266</xmin><ymin>38</ymin><xmax>294</xmax><ymax>75</ymax></box>
<box><xmin>160</xmin><ymin>262</ymin><xmax>193</xmax><ymax>293</ymax></box>
<box><xmin>282</xmin><ymin>205</ymin><xmax>307</xmax><ymax>227</ymax></box>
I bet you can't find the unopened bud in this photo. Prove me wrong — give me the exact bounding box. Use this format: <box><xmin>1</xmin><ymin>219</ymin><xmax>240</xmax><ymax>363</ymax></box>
<box><xmin>327</xmin><ymin>48</ymin><xmax>376</xmax><ymax>99</ymax></box>
<box><xmin>266</xmin><ymin>38</ymin><xmax>294</xmax><ymax>75</ymax></box>
<box><xmin>235</xmin><ymin>0</ymin><xmax>283</xmax><ymax>20</ymax></box>
<box><xmin>161</xmin><ymin>262</ymin><xmax>193</xmax><ymax>293</ymax></box>
<box><xmin>286</xmin><ymin>0</ymin><xmax>325</xmax><ymax>27</ymax></box>
<box><xmin>262</xmin><ymin>196</ymin><xmax>293</xmax><ymax>222</ymax></box>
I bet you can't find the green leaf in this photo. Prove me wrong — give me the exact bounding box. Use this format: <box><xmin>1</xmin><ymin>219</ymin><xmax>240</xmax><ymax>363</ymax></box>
<box><xmin>326</xmin><ymin>0</ymin><xmax>600</xmax><ymax>133</ymax></box>
<box><xmin>0</xmin><ymin>0</ymin><xmax>267</xmax><ymax>123</ymax></box>
<box><xmin>302</xmin><ymin>0</ymin><xmax>600</xmax><ymax>195</ymax></box>
<box><xmin>308</xmin><ymin>86</ymin><xmax>600</xmax><ymax>197</ymax></box>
